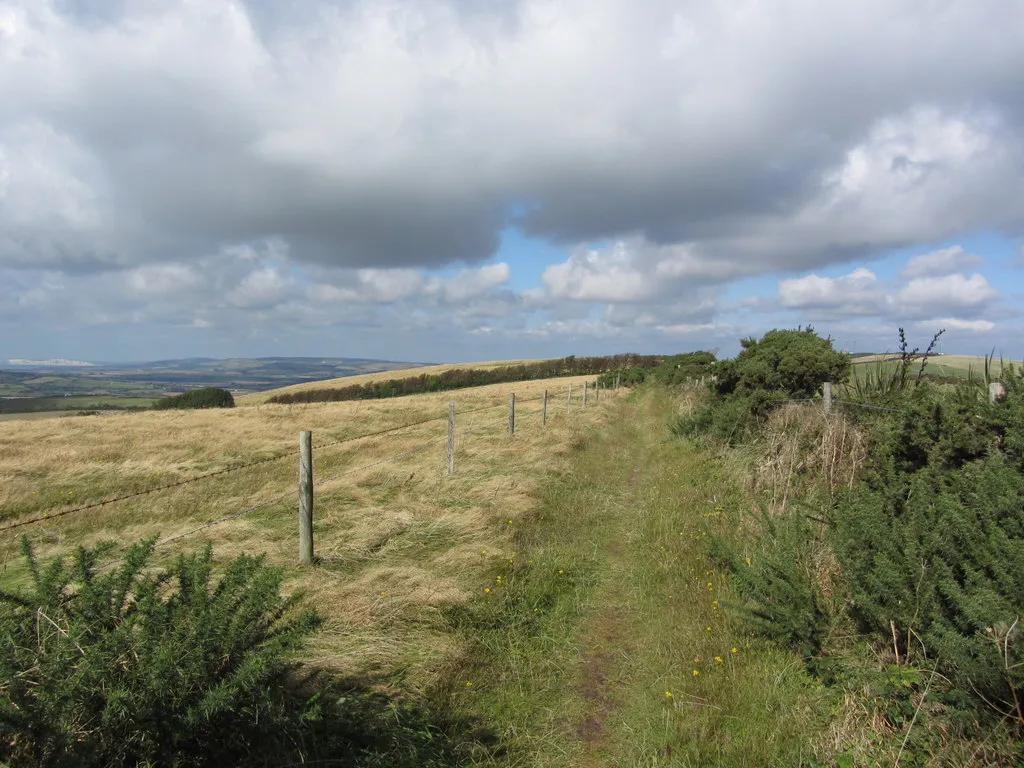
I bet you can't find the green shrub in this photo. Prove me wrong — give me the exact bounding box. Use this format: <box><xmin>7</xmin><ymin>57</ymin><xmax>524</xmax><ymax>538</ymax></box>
<box><xmin>0</xmin><ymin>538</ymin><xmax>322</xmax><ymax>766</ymax></box>
<box><xmin>710</xmin><ymin>503</ymin><xmax>831</xmax><ymax>660</ymax></box>
<box><xmin>715</xmin><ymin>327</ymin><xmax>849</xmax><ymax>400</ymax></box>
<box><xmin>154</xmin><ymin>387</ymin><xmax>235</xmax><ymax>410</ymax></box>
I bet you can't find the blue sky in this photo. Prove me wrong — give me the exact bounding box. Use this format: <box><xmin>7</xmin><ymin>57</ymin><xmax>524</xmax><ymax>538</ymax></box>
<box><xmin>2</xmin><ymin>0</ymin><xmax>1024</xmax><ymax>364</ymax></box>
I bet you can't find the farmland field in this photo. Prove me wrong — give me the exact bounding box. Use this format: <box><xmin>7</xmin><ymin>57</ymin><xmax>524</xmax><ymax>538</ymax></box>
<box><xmin>850</xmin><ymin>353</ymin><xmax>1020</xmax><ymax>381</ymax></box>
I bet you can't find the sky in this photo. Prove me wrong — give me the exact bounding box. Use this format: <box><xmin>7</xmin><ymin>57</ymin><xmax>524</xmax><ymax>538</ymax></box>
<box><xmin>2</xmin><ymin>0</ymin><xmax>1024</xmax><ymax>364</ymax></box>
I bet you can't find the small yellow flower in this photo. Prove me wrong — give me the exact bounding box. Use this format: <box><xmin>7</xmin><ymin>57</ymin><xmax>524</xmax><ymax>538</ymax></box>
<box><xmin>706</xmin><ymin>626</ymin><xmax>713</xmax><ymax>632</ymax></box>
<box><xmin>483</xmin><ymin>587</ymin><xmax>491</xmax><ymax>593</ymax></box>
<box><xmin>692</xmin><ymin>656</ymin><xmax>701</xmax><ymax>663</ymax></box>
<box><xmin>667</xmin><ymin>594</ymin><xmax>672</xmax><ymax>599</ymax></box>
<box><xmin>706</xmin><ymin>582</ymin><xmax>713</xmax><ymax>591</ymax></box>
<box><xmin>692</xmin><ymin>669</ymin><xmax>700</xmax><ymax>677</ymax></box>
<box><xmin>744</xmin><ymin>557</ymin><xmax>752</xmax><ymax>565</ymax></box>
<box><xmin>533</xmin><ymin>608</ymin><xmax>540</xmax><ymax>612</ymax></box>
<box><xmin>712</xmin><ymin>600</ymin><xmax>719</xmax><ymax>610</ymax></box>
<box><xmin>714</xmin><ymin>656</ymin><xmax>723</xmax><ymax>664</ymax></box>
<box><xmin>664</xmin><ymin>691</ymin><xmax>673</xmax><ymax>698</ymax></box>
<box><xmin>465</xmin><ymin>681</ymin><xmax>473</xmax><ymax>687</ymax></box>
<box><xmin>507</xmin><ymin>519</ymin><xmax>513</xmax><ymax>524</ymax></box>
<box><xmin>730</xmin><ymin>647</ymin><xmax>738</xmax><ymax>654</ymax></box>
<box><xmin>558</xmin><ymin>569</ymin><xmax>565</xmax><ymax>574</ymax></box>
<box><xmin>481</xmin><ymin>550</ymin><xmax>488</xmax><ymax>555</ymax></box>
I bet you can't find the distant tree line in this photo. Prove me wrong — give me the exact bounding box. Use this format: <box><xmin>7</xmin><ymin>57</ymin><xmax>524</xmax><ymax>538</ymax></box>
<box><xmin>266</xmin><ymin>355</ymin><xmax>663</xmax><ymax>405</ymax></box>
<box><xmin>153</xmin><ymin>387</ymin><xmax>235</xmax><ymax>410</ymax></box>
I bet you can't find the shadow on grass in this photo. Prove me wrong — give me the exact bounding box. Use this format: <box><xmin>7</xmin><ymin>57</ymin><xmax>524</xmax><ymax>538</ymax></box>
<box><xmin>266</xmin><ymin>669</ymin><xmax>504</xmax><ymax>768</ymax></box>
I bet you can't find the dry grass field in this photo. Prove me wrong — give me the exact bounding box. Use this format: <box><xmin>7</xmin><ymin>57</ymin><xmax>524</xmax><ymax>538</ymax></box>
<box><xmin>0</xmin><ymin>374</ymin><xmax>613</xmax><ymax>691</ymax></box>
<box><xmin>851</xmin><ymin>353</ymin><xmax>1020</xmax><ymax>380</ymax></box>
<box><xmin>236</xmin><ymin>358</ymin><xmax>550</xmax><ymax>405</ymax></box>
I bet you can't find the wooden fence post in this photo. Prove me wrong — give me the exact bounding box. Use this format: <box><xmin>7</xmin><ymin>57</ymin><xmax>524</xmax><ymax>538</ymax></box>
<box><xmin>823</xmin><ymin>382</ymin><xmax>833</xmax><ymax>414</ymax></box>
<box><xmin>567</xmin><ymin>383</ymin><xmax>572</xmax><ymax>413</ymax></box>
<box><xmin>989</xmin><ymin>382</ymin><xmax>1006</xmax><ymax>404</ymax></box>
<box><xmin>298</xmin><ymin>430</ymin><xmax>313</xmax><ymax>565</ymax></box>
<box><xmin>615</xmin><ymin>372</ymin><xmax>620</xmax><ymax>390</ymax></box>
<box><xmin>447</xmin><ymin>401</ymin><xmax>455</xmax><ymax>475</ymax></box>
<box><xmin>583</xmin><ymin>381</ymin><xmax>588</xmax><ymax>406</ymax></box>
<box><xmin>508</xmin><ymin>393</ymin><xmax>516</xmax><ymax>435</ymax></box>
<box><xmin>542</xmin><ymin>389</ymin><xmax>548</xmax><ymax>425</ymax></box>
<box><xmin>594</xmin><ymin>381</ymin><xmax>599</xmax><ymax>403</ymax></box>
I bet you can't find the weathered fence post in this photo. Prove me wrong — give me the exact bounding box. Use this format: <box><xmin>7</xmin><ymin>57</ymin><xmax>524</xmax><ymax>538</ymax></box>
<box><xmin>542</xmin><ymin>389</ymin><xmax>548</xmax><ymax>425</ymax></box>
<box><xmin>508</xmin><ymin>393</ymin><xmax>516</xmax><ymax>435</ymax></box>
<box><xmin>447</xmin><ymin>401</ymin><xmax>455</xmax><ymax>475</ymax></box>
<box><xmin>615</xmin><ymin>372</ymin><xmax>621</xmax><ymax>390</ymax></box>
<box><xmin>823</xmin><ymin>382</ymin><xmax>833</xmax><ymax>414</ymax></box>
<box><xmin>594</xmin><ymin>380</ymin><xmax>599</xmax><ymax>403</ymax></box>
<box><xmin>989</xmin><ymin>382</ymin><xmax>1006</xmax><ymax>404</ymax></box>
<box><xmin>298</xmin><ymin>430</ymin><xmax>313</xmax><ymax>565</ymax></box>
<box><xmin>567</xmin><ymin>383</ymin><xmax>572</xmax><ymax>413</ymax></box>
<box><xmin>583</xmin><ymin>381</ymin><xmax>588</xmax><ymax>406</ymax></box>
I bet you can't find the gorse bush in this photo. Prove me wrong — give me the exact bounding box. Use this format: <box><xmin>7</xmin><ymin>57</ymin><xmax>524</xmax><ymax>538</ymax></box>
<box><xmin>714</xmin><ymin>327</ymin><xmax>849</xmax><ymax>400</ymax></box>
<box><xmin>0</xmin><ymin>538</ymin><xmax>322</xmax><ymax>766</ymax></box>
<box><xmin>831</xmin><ymin>369</ymin><xmax>1024</xmax><ymax>719</ymax></box>
<box><xmin>154</xmin><ymin>387</ymin><xmax>235</xmax><ymax>410</ymax></box>
<box><xmin>683</xmin><ymin>329</ymin><xmax>1024</xmax><ymax>728</ymax></box>
<box><xmin>674</xmin><ymin>328</ymin><xmax>849</xmax><ymax>444</ymax></box>
<box><xmin>710</xmin><ymin>503</ymin><xmax>830</xmax><ymax>660</ymax></box>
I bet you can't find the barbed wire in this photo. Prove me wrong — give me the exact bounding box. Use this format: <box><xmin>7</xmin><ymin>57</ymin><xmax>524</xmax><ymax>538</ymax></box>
<box><xmin>0</xmin><ymin>452</ymin><xmax>294</xmax><ymax>533</ymax></box>
<box><xmin>3</xmin><ymin>388</ymin><xmax>591</xmax><ymax>535</ymax></box>
<box><xmin>57</xmin><ymin>387</ymin><xmax>612</xmax><ymax>570</ymax></box>
<box><xmin>315</xmin><ymin>439</ymin><xmax>447</xmax><ymax>486</ymax></box>
<box><xmin>832</xmin><ymin>399</ymin><xmax>904</xmax><ymax>414</ymax></box>
<box><xmin>1</xmin><ymin>402</ymin><xmax>513</xmax><ymax>534</ymax></box>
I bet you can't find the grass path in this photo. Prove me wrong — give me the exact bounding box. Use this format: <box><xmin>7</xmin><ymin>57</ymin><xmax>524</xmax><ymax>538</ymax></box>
<box><xmin>444</xmin><ymin>388</ymin><xmax>836</xmax><ymax>766</ymax></box>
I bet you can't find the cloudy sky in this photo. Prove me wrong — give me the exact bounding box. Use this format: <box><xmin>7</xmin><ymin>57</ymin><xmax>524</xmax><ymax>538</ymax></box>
<box><xmin>3</xmin><ymin>0</ymin><xmax>1024</xmax><ymax>363</ymax></box>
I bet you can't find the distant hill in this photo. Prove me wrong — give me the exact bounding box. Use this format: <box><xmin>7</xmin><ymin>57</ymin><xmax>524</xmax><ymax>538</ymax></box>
<box><xmin>0</xmin><ymin>357</ymin><xmax>425</xmax><ymax>401</ymax></box>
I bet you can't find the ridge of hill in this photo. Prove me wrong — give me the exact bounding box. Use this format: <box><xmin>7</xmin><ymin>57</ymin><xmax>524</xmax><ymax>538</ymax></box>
<box><xmin>235</xmin><ymin>358</ymin><xmax>549</xmax><ymax>405</ymax></box>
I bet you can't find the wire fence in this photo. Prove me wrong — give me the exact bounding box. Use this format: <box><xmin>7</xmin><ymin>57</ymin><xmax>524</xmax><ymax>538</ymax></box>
<box><xmin>3</xmin><ymin>380</ymin><xmax>621</xmax><ymax>562</ymax></box>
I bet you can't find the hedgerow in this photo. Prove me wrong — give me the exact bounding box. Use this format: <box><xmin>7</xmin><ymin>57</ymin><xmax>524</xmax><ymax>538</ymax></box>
<box><xmin>153</xmin><ymin>387</ymin><xmax>235</xmax><ymax>410</ymax></box>
<box><xmin>689</xmin><ymin>329</ymin><xmax>1024</xmax><ymax>735</ymax></box>
<box><xmin>267</xmin><ymin>354</ymin><xmax>662</xmax><ymax>405</ymax></box>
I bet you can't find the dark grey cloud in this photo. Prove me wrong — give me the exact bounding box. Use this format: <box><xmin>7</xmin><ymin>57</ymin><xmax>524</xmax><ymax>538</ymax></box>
<box><xmin>3</xmin><ymin>0</ymin><xmax>1024</xmax><ymax>278</ymax></box>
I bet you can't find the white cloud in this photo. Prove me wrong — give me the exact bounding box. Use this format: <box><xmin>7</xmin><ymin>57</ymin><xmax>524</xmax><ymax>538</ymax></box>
<box><xmin>929</xmin><ymin>317</ymin><xmax>996</xmax><ymax>331</ymax></box>
<box><xmin>540</xmin><ymin>238</ymin><xmax>739</xmax><ymax>303</ymax></box>
<box><xmin>425</xmin><ymin>263</ymin><xmax>510</xmax><ymax>303</ymax></box>
<box><xmin>901</xmin><ymin>246</ymin><xmax>982</xmax><ymax>278</ymax></box>
<box><xmin>126</xmin><ymin>264</ymin><xmax>203</xmax><ymax>297</ymax></box>
<box><xmin>897</xmin><ymin>273</ymin><xmax>998</xmax><ymax>315</ymax></box>
<box><xmin>225</xmin><ymin>267</ymin><xmax>294</xmax><ymax>309</ymax></box>
<box><xmin>778</xmin><ymin>267</ymin><xmax>883</xmax><ymax>313</ymax></box>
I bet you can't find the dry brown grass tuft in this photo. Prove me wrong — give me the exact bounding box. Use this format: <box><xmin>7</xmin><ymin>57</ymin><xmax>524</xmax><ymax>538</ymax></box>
<box><xmin>0</xmin><ymin>373</ymin><xmax>616</xmax><ymax>688</ymax></box>
<box><xmin>748</xmin><ymin>403</ymin><xmax>867</xmax><ymax>514</ymax></box>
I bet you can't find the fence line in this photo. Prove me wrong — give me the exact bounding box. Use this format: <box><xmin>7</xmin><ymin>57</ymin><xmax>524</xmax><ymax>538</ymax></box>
<box><xmin>4</xmin><ymin>383</ymin><xmax>615</xmax><ymax>539</ymax></box>
<box><xmin>0</xmin><ymin>402</ymin><xmax>513</xmax><ymax>535</ymax></box>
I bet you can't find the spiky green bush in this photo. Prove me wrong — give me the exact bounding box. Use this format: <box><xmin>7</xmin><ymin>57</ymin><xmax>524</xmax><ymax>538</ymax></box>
<box><xmin>0</xmin><ymin>538</ymin><xmax>322</xmax><ymax>767</ymax></box>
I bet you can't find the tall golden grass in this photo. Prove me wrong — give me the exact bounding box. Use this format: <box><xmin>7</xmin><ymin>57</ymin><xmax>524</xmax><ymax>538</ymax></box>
<box><xmin>0</xmin><ymin>374</ymin><xmax>613</xmax><ymax>688</ymax></box>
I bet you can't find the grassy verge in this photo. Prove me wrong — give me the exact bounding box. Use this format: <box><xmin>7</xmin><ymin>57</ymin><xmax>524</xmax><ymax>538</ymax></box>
<box><xmin>439</xmin><ymin>387</ymin><xmax>837</xmax><ymax>766</ymax></box>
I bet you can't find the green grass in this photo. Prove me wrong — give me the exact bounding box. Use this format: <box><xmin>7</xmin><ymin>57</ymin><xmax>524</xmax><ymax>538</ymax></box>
<box><xmin>0</xmin><ymin>395</ymin><xmax>157</xmax><ymax>414</ymax></box>
<box><xmin>437</xmin><ymin>388</ymin><xmax>837</xmax><ymax>766</ymax></box>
